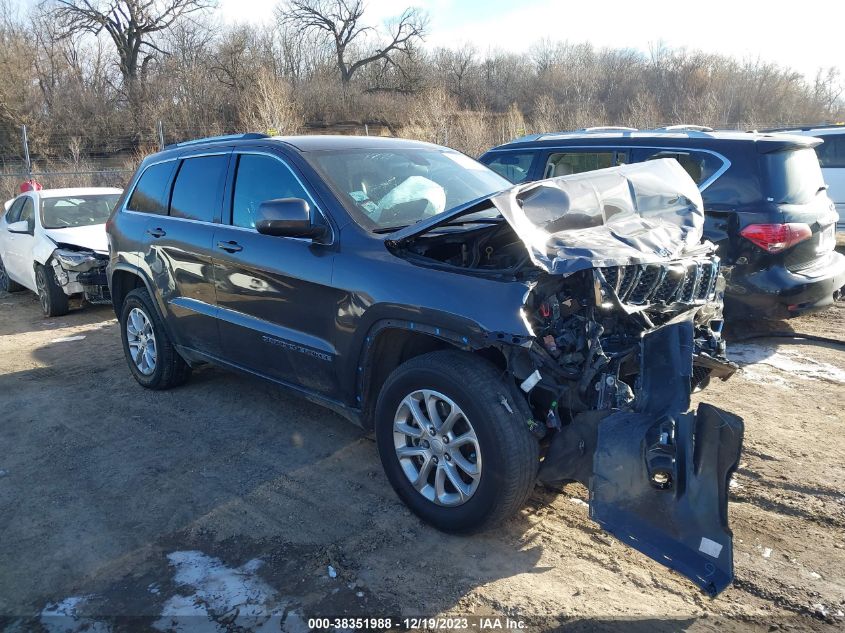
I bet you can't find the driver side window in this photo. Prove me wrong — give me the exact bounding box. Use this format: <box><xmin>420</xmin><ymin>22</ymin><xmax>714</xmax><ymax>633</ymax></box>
<box><xmin>231</xmin><ymin>154</ymin><xmax>316</xmax><ymax>229</ymax></box>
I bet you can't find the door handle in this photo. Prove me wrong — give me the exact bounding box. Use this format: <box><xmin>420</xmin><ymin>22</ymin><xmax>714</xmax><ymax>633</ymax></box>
<box><xmin>216</xmin><ymin>240</ymin><xmax>243</xmax><ymax>253</ymax></box>
<box><xmin>146</xmin><ymin>227</ymin><xmax>166</xmax><ymax>238</ymax></box>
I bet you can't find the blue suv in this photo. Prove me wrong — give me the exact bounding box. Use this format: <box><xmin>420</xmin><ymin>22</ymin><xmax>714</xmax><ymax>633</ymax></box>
<box><xmin>480</xmin><ymin>126</ymin><xmax>845</xmax><ymax>318</ymax></box>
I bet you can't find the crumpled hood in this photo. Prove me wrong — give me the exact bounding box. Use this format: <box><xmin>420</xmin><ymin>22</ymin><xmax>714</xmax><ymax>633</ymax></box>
<box><xmin>489</xmin><ymin>158</ymin><xmax>705</xmax><ymax>274</ymax></box>
<box><xmin>44</xmin><ymin>224</ymin><xmax>108</xmax><ymax>254</ymax></box>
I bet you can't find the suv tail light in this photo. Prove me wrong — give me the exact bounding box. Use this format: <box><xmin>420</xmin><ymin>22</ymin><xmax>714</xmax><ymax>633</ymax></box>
<box><xmin>739</xmin><ymin>223</ymin><xmax>812</xmax><ymax>253</ymax></box>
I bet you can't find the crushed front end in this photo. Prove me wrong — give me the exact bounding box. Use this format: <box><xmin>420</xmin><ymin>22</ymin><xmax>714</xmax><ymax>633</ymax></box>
<box><xmin>50</xmin><ymin>246</ymin><xmax>111</xmax><ymax>304</ymax></box>
<box><xmin>390</xmin><ymin>159</ymin><xmax>745</xmax><ymax>594</ymax></box>
<box><xmin>490</xmin><ymin>160</ymin><xmax>744</xmax><ymax>596</ymax></box>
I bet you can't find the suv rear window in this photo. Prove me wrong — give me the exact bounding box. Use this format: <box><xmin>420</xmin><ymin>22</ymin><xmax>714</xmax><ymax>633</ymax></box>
<box><xmin>170</xmin><ymin>155</ymin><xmax>228</xmax><ymax>223</ymax></box>
<box><xmin>764</xmin><ymin>148</ymin><xmax>827</xmax><ymax>205</ymax></box>
<box><xmin>815</xmin><ymin>134</ymin><xmax>845</xmax><ymax>168</ymax></box>
<box><xmin>640</xmin><ymin>150</ymin><xmax>724</xmax><ymax>186</ymax></box>
<box><xmin>127</xmin><ymin>162</ymin><xmax>176</xmax><ymax>214</ymax></box>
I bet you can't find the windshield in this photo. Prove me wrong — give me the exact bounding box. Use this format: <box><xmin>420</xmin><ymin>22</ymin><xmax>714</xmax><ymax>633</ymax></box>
<box><xmin>306</xmin><ymin>148</ymin><xmax>510</xmax><ymax>231</ymax></box>
<box><xmin>764</xmin><ymin>148</ymin><xmax>827</xmax><ymax>205</ymax></box>
<box><xmin>40</xmin><ymin>194</ymin><xmax>120</xmax><ymax>229</ymax></box>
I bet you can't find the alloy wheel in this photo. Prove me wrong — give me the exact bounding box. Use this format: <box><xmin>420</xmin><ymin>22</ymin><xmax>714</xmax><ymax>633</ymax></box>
<box><xmin>393</xmin><ymin>389</ymin><xmax>482</xmax><ymax>506</ymax></box>
<box><xmin>126</xmin><ymin>307</ymin><xmax>158</xmax><ymax>376</ymax></box>
<box><xmin>35</xmin><ymin>268</ymin><xmax>49</xmax><ymax>314</ymax></box>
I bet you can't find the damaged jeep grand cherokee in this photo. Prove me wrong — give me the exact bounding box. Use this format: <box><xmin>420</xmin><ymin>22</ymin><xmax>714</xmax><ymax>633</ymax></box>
<box><xmin>108</xmin><ymin>135</ymin><xmax>742</xmax><ymax>597</ymax></box>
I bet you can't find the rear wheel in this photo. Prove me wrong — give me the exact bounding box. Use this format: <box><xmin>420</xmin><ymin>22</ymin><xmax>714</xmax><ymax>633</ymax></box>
<box><xmin>35</xmin><ymin>263</ymin><xmax>69</xmax><ymax>317</ymax></box>
<box><xmin>0</xmin><ymin>255</ymin><xmax>25</xmax><ymax>293</ymax></box>
<box><xmin>119</xmin><ymin>288</ymin><xmax>191</xmax><ymax>389</ymax></box>
<box><xmin>375</xmin><ymin>350</ymin><xmax>539</xmax><ymax>533</ymax></box>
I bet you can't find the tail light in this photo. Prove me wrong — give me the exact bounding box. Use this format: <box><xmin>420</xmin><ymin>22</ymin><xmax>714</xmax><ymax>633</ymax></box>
<box><xmin>739</xmin><ymin>223</ymin><xmax>812</xmax><ymax>253</ymax></box>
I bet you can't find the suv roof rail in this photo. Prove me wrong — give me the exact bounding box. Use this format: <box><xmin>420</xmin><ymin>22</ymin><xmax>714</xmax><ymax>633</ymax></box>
<box><xmin>166</xmin><ymin>132</ymin><xmax>269</xmax><ymax>149</ymax></box>
<box><xmin>758</xmin><ymin>122</ymin><xmax>845</xmax><ymax>133</ymax></box>
<box><xmin>651</xmin><ymin>124</ymin><xmax>714</xmax><ymax>132</ymax></box>
<box><xmin>580</xmin><ymin>126</ymin><xmax>638</xmax><ymax>132</ymax></box>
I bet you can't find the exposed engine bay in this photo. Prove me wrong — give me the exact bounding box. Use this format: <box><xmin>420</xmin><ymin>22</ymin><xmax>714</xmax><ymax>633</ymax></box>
<box><xmin>388</xmin><ymin>160</ymin><xmax>744</xmax><ymax>595</ymax></box>
<box><xmin>400</xmin><ymin>220</ymin><xmax>735</xmax><ymax>420</ymax></box>
<box><xmin>49</xmin><ymin>244</ymin><xmax>110</xmax><ymax>304</ymax></box>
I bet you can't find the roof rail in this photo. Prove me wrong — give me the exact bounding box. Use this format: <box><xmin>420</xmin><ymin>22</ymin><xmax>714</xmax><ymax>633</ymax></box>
<box><xmin>652</xmin><ymin>124</ymin><xmax>714</xmax><ymax>132</ymax></box>
<box><xmin>580</xmin><ymin>126</ymin><xmax>637</xmax><ymax>132</ymax></box>
<box><xmin>166</xmin><ymin>132</ymin><xmax>269</xmax><ymax>149</ymax></box>
<box><xmin>759</xmin><ymin>122</ymin><xmax>845</xmax><ymax>133</ymax></box>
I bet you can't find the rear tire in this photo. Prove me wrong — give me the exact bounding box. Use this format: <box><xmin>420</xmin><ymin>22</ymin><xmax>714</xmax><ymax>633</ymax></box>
<box><xmin>0</xmin><ymin>255</ymin><xmax>24</xmax><ymax>293</ymax></box>
<box><xmin>119</xmin><ymin>288</ymin><xmax>191</xmax><ymax>389</ymax></box>
<box><xmin>35</xmin><ymin>263</ymin><xmax>69</xmax><ymax>317</ymax></box>
<box><xmin>375</xmin><ymin>350</ymin><xmax>539</xmax><ymax>533</ymax></box>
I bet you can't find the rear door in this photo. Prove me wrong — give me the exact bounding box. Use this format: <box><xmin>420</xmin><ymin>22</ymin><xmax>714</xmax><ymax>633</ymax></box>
<box><xmin>211</xmin><ymin>150</ymin><xmax>338</xmax><ymax>396</ymax></box>
<box><xmin>631</xmin><ymin>147</ymin><xmax>733</xmax><ymax>251</ymax></box>
<box><xmin>144</xmin><ymin>151</ymin><xmax>230</xmax><ymax>356</ymax></box>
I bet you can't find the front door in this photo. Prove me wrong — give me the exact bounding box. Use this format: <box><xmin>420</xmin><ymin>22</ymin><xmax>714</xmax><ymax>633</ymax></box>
<box><xmin>211</xmin><ymin>151</ymin><xmax>339</xmax><ymax>396</ymax></box>
<box><xmin>5</xmin><ymin>196</ymin><xmax>38</xmax><ymax>290</ymax></box>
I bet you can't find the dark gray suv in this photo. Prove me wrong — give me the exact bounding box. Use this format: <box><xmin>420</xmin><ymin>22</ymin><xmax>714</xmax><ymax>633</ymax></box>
<box><xmin>107</xmin><ymin>134</ymin><xmax>743</xmax><ymax>595</ymax></box>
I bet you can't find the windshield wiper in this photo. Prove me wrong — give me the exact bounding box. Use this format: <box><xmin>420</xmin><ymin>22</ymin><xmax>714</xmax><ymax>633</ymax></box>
<box><xmin>372</xmin><ymin>225</ymin><xmax>408</xmax><ymax>234</ymax></box>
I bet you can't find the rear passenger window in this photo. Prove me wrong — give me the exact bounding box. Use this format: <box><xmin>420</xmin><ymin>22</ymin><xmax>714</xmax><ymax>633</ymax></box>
<box><xmin>170</xmin><ymin>155</ymin><xmax>228</xmax><ymax>223</ymax></box>
<box><xmin>127</xmin><ymin>162</ymin><xmax>176</xmax><ymax>214</ymax></box>
<box><xmin>643</xmin><ymin>151</ymin><xmax>724</xmax><ymax>186</ymax></box>
<box><xmin>231</xmin><ymin>154</ymin><xmax>314</xmax><ymax>229</ymax></box>
<box><xmin>543</xmin><ymin>152</ymin><xmax>615</xmax><ymax>178</ymax></box>
<box><xmin>483</xmin><ymin>152</ymin><xmax>534</xmax><ymax>184</ymax></box>
<box><xmin>815</xmin><ymin>135</ymin><xmax>845</xmax><ymax>168</ymax></box>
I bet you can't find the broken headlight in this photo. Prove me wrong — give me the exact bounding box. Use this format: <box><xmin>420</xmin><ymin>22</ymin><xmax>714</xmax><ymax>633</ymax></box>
<box><xmin>53</xmin><ymin>249</ymin><xmax>102</xmax><ymax>272</ymax></box>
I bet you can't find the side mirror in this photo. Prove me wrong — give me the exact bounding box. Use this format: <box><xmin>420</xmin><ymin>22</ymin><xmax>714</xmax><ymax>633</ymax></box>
<box><xmin>255</xmin><ymin>198</ymin><xmax>327</xmax><ymax>240</ymax></box>
<box><xmin>7</xmin><ymin>220</ymin><xmax>31</xmax><ymax>234</ymax></box>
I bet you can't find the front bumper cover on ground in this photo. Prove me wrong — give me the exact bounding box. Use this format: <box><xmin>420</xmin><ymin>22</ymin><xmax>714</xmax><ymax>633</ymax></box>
<box><xmin>539</xmin><ymin>319</ymin><xmax>744</xmax><ymax>596</ymax></box>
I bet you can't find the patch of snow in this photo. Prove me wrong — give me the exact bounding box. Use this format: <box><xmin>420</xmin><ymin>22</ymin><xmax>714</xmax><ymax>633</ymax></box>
<box><xmin>153</xmin><ymin>551</ymin><xmax>291</xmax><ymax>633</ymax></box>
<box><xmin>327</xmin><ymin>565</ymin><xmax>338</xmax><ymax>578</ymax></box>
<box><xmin>569</xmin><ymin>497</ymin><xmax>589</xmax><ymax>508</ymax></box>
<box><xmin>762</xmin><ymin>547</ymin><xmax>772</xmax><ymax>559</ymax></box>
<box><xmin>730</xmin><ymin>343</ymin><xmax>845</xmax><ymax>386</ymax></box>
<box><xmin>40</xmin><ymin>596</ymin><xmax>111</xmax><ymax>633</ymax></box>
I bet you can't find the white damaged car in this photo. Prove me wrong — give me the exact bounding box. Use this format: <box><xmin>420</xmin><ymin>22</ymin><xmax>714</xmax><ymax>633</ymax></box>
<box><xmin>0</xmin><ymin>187</ymin><xmax>122</xmax><ymax>316</ymax></box>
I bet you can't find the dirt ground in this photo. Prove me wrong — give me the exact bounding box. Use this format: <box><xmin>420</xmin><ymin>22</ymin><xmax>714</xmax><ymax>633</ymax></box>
<box><xmin>0</xmin><ymin>288</ymin><xmax>843</xmax><ymax>632</ymax></box>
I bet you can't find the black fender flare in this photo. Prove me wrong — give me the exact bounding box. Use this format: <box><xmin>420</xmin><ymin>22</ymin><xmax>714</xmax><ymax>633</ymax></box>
<box><xmin>108</xmin><ymin>262</ymin><xmax>179</xmax><ymax>345</ymax></box>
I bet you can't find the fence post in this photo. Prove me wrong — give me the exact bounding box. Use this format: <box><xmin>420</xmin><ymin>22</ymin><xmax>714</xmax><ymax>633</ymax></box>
<box><xmin>364</xmin><ymin>123</ymin><xmax>369</xmax><ymax>136</ymax></box>
<box><xmin>157</xmin><ymin>120</ymin><xmax>165</xmax><ymax>151</ymax></box>
<box><xmin>21</xmin><ymin>125</ymin><xmax>31</xmax><ymax>178</ymax></box>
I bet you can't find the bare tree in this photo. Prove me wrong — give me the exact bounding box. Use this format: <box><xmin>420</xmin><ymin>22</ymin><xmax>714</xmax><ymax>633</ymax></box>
<box><xmin>44</xmin><ymin>0</ymin><xmax>217</xmax><ymax>101</ymax></box>
<box><xmin>276</xmin><ymin>0</ymin><xmax>426</xmax><ymax>85</ymax></box>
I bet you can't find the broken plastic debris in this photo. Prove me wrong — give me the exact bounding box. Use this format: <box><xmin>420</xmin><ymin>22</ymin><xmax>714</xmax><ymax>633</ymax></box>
<box><xmin>520</xmin><ymin>370</ymin><xmax>542</xmax><ymax>393</ymax></box>
<box><xmin>50</xmin><ymin>335</ymin><xmax>86</xmax><ymax>343</ymax></box>
<box><xmin>327</xmin><ymin>565</ymin><xmax>337</xmax><ymax>578</ymax></box>
<box><xmin>762</xmin><ymin>547</ymin><xmax>772</xmax><ymax>559</ymax></box>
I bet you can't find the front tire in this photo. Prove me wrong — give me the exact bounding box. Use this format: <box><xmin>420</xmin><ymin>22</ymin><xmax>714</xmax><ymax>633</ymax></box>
<box><xmin>119</xmin><ymin>288</ymin><xmax>191</xmax><ymax>389</ymax></box>
<box><xmin>35</xmin><ymin>263</ymin><xmax>69</xmax><ymax>317</ymax></box>
<box><xmin>375</xmin><ymin>350</ymin><xmax>539</xmax><ymax>533</ymax></box>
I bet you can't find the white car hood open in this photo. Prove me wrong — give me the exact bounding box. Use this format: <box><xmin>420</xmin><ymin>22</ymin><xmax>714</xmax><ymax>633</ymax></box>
<box><xmin>44</xmin><ymin>224</ymin><xmax>108</xmax><ymax>254</ymax></box>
